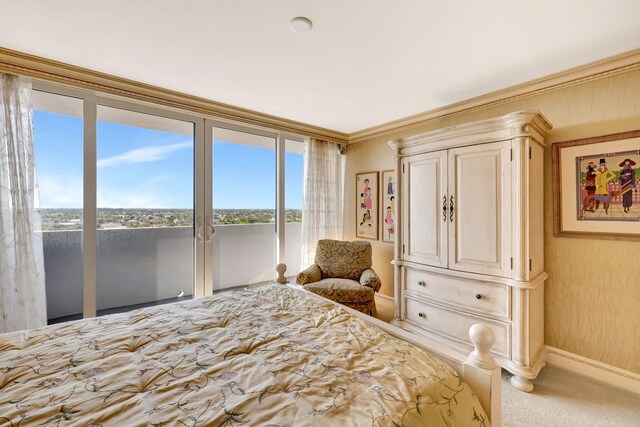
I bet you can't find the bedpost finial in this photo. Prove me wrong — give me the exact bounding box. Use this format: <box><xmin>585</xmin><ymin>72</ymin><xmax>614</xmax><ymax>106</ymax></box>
<box><xmin>276</xmin><ymin>263</ymin><xmax>288</xmax><ymax>284</ymax></box>
<box><xmin>469</xmin><ymin>323</ymin><xmax>497</xmax><ymax>369</ymax></box>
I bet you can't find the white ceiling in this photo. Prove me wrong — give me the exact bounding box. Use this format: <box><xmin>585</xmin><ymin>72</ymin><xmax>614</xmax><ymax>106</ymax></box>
<box><xmin>1</xmin><ymin>0</ymin><xmax>639</xmax><ymax>133</ymax></box>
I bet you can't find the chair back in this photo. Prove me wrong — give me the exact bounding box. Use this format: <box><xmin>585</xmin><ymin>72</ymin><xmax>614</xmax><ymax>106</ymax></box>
<box><xmin>314</xmin><ymin>240</ymin><xmax>372</xmax><ymax>280</ymax></box>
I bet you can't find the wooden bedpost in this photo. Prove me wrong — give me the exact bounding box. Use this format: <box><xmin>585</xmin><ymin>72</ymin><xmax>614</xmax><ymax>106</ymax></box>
<box><xmin>464</xmin><ymin>324</ymin><xmax>502</xmax><ymax>427</ymax></box>
<box><xmin>276</xmin><ymin>263</ymin><xmax>288</xmax><ymax>284</ymax></box>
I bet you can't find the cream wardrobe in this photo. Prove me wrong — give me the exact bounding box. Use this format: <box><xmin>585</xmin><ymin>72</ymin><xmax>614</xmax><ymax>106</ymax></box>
<box><xmin>389</xmin><ymin>111</ymin><xmax>552</xmax><ymax>391</ymax></box>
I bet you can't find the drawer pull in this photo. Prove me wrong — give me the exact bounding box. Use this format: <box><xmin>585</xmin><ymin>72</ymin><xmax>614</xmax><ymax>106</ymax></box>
<box><xmin>475</xmin><ymin>294</ymin><xmax>482</xmax><ymax>300</ymax></box>
<box><xmin>418</xmin><ymin>280</ymin><xmax>426</xmax><ymax>287</ymax></box>
<box><xmin>418</xmin><ymin>312</ymin><xmax>425</xmax><ymax>318</ymax></box>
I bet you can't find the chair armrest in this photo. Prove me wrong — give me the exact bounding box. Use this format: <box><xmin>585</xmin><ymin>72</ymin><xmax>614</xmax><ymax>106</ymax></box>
<box><xmin>360</xmin><ymin>268</ymin><xmax>381</xmax><ymax>292</ymax></box>
<box><xmin>296</xmin><ymin>264</ymin><xmax>322</xmax><ymax>285</ymax></box>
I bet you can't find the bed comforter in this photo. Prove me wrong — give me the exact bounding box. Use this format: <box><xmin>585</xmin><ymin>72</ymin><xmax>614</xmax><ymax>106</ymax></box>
<box><xmin>0</xmin><ymin>285</ymin><xmax>488</xmax><ymax>426</ymax></box>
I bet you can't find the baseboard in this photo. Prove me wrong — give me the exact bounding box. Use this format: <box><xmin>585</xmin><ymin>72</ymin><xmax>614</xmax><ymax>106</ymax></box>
<box><xmin>546</xmin><ymin>346</ymin><xmax>640</xmax><ymax>394</ymax></box>
<box><xmin>375</xmin><ymin>293</ymin><xmax>394</xmax><ymax>302</ymax></box>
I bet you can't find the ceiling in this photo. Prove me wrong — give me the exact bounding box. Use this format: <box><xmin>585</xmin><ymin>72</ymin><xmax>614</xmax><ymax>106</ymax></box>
<box><xmin>1</xmin><ymin>1</ymin><xmax>639</xmax><ymax>133</ymax></box>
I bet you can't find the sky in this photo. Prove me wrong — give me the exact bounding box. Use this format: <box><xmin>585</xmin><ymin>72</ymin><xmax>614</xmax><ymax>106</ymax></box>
<box><xmin>33</xmin><ymin>110</ymin><xmax>303</xmax><ymax>209</ymax></box>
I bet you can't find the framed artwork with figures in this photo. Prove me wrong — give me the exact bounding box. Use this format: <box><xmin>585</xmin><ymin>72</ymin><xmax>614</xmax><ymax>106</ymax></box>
<box><xmin>553</xmin><ymin>130</ymin><xmax>640</xmax><ymax>240</ymax></box>
<box><xmin>381</xmin><ymin>170</ymin><xmax>396</xmax><ymax>242</ymax></box>
<box><xmin>356</xmin><ymin>171</ymin><xmax>379</xmax><ymax>240</ymax></box>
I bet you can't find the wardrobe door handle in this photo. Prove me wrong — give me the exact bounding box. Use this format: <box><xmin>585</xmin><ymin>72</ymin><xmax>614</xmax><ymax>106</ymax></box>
<box><xmin>449</xmin><ymin>195</ymin><xmax>454</xmax><ymax>222</ymax></box>
<box><xmin>442</xmin><ymin>195</ymin><xmax>447</xmax><ymax>222</ymax></box>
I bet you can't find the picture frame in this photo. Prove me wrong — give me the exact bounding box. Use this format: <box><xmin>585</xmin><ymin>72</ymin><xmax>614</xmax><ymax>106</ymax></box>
<box><xmin>356</xmin><ymin>171</ymin><xmax>379</xmax><ymax>240</ymax></box>
<box><xmin>552</xmin><ymin>130</ymin><xmax>640</xmax><ymax>240</ymax></box>
<box><xmin>381</xmin><ymin>169</ymin><xmax>396</xmax><ymax>242</ymax></box>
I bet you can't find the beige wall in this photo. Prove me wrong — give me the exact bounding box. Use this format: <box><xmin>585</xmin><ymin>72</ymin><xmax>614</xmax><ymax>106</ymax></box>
<box><xmin>343</xmin><ymin>69</ymin><xmax>640</xmax><ymax>374</ymax></box>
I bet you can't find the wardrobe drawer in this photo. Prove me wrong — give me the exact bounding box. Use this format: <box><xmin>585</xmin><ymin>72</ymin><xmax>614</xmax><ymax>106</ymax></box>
<box><xmin>405</xmin><ymin>296</ymin><xmax>510</xmax><ymax>358</ymax></box>
<box><xmin>404</xmin><ymin>268</ymin><xmax>510</xmax><ymax>320</ymax></box>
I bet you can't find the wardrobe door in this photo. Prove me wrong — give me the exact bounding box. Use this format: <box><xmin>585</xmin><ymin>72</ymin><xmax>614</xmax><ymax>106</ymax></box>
<box><xmin>447</xmin><ymin>141</ymin><xmax>512</xmax><ymax>277</ymax></box>
<box><xmin>402</xmin><ymin>150</ymin><xmax>448</xmax><ymax>268</ymax></box>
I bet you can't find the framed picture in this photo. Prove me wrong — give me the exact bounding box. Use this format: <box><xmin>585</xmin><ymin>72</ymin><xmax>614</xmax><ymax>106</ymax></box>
<box><xmin>381</xmin><ymin>169</ymin><xmax>396</xmax><ymax>242</ymax></box>
<box><xmin>356</xmin><ymin>171</ymin><xmax>379</xmax><ymax>240</ymax></box>
<box><xmin>552</xmin><ymin>130</ymin><xmax>640</xmax><ymax>240</ymax></box>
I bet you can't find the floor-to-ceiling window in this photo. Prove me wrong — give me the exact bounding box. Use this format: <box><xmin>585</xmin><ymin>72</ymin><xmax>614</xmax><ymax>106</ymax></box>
<box><xmin>285</xmin><ymin>139</ymin><xmax>304</xmax><ymax>276</ymax></box>
<box><xmin>209</xmin><ymin>126</ymin><xmax>276</xmax><ymax>290</ymax></box>
<box><xmin>32</xmin><ymin>82</ymin><xmax>305</xmax><ymax>320</ymax></box>
<box><xmin>33</xmin><ymin>90</ymin><xmax>84</xmax><ymax>323</ymax></box>
<box><xmin>96</xmin><ymin>105</ymin><xmax>196</xmax><ymax>315</ymax></box>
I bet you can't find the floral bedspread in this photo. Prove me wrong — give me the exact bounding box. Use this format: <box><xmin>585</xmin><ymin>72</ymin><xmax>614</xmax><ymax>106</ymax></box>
<box><xmin>0</xmin><ymin>285</ymin><xmax>489</xmax><ymax>426</ymax></box>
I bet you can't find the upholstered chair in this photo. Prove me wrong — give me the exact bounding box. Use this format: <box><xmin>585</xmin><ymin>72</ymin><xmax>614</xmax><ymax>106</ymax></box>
<box><xmin>296</xmin><ymin>239</ymin><xmax>381</xmax><ymax>316</ymax></box>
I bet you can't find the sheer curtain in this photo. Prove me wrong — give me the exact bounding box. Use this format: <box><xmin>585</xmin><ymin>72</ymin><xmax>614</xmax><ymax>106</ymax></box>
<box><xmin>0</xmin><ymin>73</ymin><xmax>47</xmax><ymax>333</ymax></box>
<box><xmin>300</xmin><ymin>138</ymin><xmax>344</xmax><ymax>269</ymax></box>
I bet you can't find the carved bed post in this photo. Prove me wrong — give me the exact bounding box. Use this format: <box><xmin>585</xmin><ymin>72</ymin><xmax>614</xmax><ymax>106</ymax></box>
<box><xmin>276</xmin><ymin>263</ymin><xmax>288</xmax><ymax>284</ymax></box>
<box><xmin>464</xmin><ymin>324</ymin><xmax>502</xmax><ymax>426</ymax></box>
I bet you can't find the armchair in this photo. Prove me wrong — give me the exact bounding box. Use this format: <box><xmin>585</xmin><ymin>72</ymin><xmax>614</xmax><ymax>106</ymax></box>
<box><xmin>296</xmin><ymin>239</ymin><xmax>381</xmax><ymax>316</ymax></box>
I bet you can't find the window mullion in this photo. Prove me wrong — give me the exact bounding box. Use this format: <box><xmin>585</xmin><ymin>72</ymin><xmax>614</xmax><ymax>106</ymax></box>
<box><xmin>82</xmin><ymin>93</ymin><xmax>97</xmax><ymax>318</ymax></box>
<box><xmin>276</xmin><ymin>135</ymin><xmax>286</xmax><ymax>268</ymax></box>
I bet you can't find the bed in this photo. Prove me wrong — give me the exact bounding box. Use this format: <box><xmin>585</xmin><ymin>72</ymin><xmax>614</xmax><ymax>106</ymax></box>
<box><xmin>0</xmin><ymin>282</ymin><xmax>500</xmax><ymax>426</ymax></box>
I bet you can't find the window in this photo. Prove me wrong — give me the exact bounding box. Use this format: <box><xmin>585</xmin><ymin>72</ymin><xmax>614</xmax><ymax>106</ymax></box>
<box><xmin>31</xmin><ymin>82</ymin><xmax>305</xmax><ymax>319</ymax></box>
<box><xmin>285</xmin><ymin>139</ymin><xmax>305</xmax><ymax>275</ymax></box>
<box><xmin>32</xmin><ymin>90</ymin><xmax>84</xmax><ymax>323</ymax></box>
<box><xmin>96</xmin><ymin>105</ymin><xmax>196</xmax><ymax>314</ymax></box>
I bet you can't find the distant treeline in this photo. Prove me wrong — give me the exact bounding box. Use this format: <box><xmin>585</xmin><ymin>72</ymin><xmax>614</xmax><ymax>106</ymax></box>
<box><xmin>39</xmin><ymin>208</ymin><xmax>302</xmax><ymax>231</ymax></box>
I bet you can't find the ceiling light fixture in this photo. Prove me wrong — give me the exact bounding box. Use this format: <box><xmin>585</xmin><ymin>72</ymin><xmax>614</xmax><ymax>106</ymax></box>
<box><xmin>290</xmin><ymin>17</ymin><xmax>313</xmax><ymax>33</ymax></box>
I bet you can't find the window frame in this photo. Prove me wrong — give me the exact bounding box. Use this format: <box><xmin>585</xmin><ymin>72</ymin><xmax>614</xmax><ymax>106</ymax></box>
<box><xmin>32</xmin><ymin>80</ymin><xmax>304</xmax><ymax>319</ymax></box>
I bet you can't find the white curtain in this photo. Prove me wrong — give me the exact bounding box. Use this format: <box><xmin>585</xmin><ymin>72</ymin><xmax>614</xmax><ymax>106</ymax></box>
<box><xmin>300</xmin><ymin>138</ymin><xmax>344</xmax><ymax>268</ymax></box>
<box><xmin>0</xmin><ymin>73</ymin><xmax>47</xmax><ymax>333</ymax></box>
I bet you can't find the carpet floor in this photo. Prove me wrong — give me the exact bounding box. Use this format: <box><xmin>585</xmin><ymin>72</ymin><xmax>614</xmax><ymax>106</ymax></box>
<box><xmin>502</xmin><ymin>366</ymin><xmax>640</xmax><ymax>426</ymax></box>
<box><xmin>374</xmin><ymin>295</ymin><xmax>640</xmax><ymax>427</ymax></box>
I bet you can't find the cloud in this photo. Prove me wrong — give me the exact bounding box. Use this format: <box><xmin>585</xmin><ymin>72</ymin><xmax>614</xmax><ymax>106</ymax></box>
<box><xmin>97</xmin><ymin>141</ymin><xmax>192</xmax><ymax>168</ymax></box>
<box><xmin>97</xmin><ymin>175</ymin><xmax>196</xmax><ymax>209</ymax></box>
<box><xmin>37</xmin><ymin>173</ymin><xmax>188</xmax><ymax>209</ymax></box>
<box><xmin>37</xmin><ymin>175</ymin><xmax>83</xmax><ymax>208</ymax></box>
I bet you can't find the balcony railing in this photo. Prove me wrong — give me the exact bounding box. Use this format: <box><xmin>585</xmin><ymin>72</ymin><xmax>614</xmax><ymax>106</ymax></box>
<box><xmin>43</xmin><ymin>223</ymin><xmax>302</xmax><ymax>321</ymax></box>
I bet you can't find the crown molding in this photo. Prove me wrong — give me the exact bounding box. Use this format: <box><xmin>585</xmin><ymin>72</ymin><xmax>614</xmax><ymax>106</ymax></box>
<box><xmin>0</xmin><ymin>46</ymin><xmax>348</xmax><ymax>144</ymax></box>
<box><xmin>347</xmin><ymin>48</ymin><xmax>640</xmax><ymax>144</ymax></box>
<box><xmin>3</xmin><ymin>46</ymin><xmax>640</xmax><ymax>146</ymax></box>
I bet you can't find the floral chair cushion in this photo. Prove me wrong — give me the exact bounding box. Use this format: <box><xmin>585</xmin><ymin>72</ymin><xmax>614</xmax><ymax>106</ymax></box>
<box><xmin>314</xmin><ymin>239</ymin><xmax>372</xmax><ymax>280</ymax></box>
<box><xmin>302</xmin><ymin>278</ymin><xmax>374</xmax><ymax>304</ymax></box>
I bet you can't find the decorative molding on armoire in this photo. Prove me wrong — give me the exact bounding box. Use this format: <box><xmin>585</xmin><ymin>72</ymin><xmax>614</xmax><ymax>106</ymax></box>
<box><xmin>546</xmin><ymin>346</ymin><xmax>640</xmax><ymax>395</ymax></box>
<box><xmin>0</xmin><ymin>46</ymin><xmax>349</xmax><ymax>144</ymax></box>
<box><xmin>348</xmin><ymin>48</ymin><xmax>640</xmax><ymax>143</ymax></box>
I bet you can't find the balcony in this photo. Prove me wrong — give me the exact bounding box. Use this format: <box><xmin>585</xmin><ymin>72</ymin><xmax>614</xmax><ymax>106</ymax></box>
<box><xmin>44</xmin><ymin>223</ymin><xmax>302</xmax><ymax>323</ymax></box>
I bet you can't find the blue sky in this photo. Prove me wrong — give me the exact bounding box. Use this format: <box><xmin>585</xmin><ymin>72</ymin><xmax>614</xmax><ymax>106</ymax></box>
<box><xmin>33</xmin><ymin>110</ymin><xmax>303</xmax><ymax>209</ymax></box>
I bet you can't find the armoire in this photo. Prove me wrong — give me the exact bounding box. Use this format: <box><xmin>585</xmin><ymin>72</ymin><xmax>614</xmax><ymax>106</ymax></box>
<box><xmin>389</xmin><ymin>110</ymin><xmax>552</xmax><ymax>392</ymax></box>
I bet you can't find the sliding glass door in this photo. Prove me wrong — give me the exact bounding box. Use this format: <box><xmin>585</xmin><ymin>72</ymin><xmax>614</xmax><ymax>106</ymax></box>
<box><xmin>208</xmin><ymin>125</ymin><xmax>277</xmax><ymax>291</ymax></box>
<box><xmin>284</xmin><ymin>139</ymin><xmax>305</xmax><ymax>276</ymax></box>
<box><xmin>32</xmin><ymin>90</ymin><xmax>84</xmax><ymax>324</ymax></box>
<box><xmin>95</xmin><ymin>105</ymin><xmax>196</xmax><ymax>315</ymax></box>
<box><xmin>203</xmin><ymin>123</ymin><xmax>305</xmax><ymax>292</ymax></box>
<box><xmin>32</xmin><ymin>82</ymin><xmax>304</xmax><ymax>320</ymax></box>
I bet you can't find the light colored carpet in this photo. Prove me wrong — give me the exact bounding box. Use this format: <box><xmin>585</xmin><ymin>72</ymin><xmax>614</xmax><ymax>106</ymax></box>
<box><xmin>374</xmin><ymin>295</ymin><xmax>640</xmax><ymax>427</ymax></box>
<box><xmin>502</xmin><ymin>366</ymin><xmax>640</xmax><ymax>427</ymax></box>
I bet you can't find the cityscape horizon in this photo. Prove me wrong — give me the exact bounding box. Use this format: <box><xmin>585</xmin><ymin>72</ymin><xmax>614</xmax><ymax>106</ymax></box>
<box><xmin>39</xmin><ymin>207</ymin><xmax>302</xmax><ymax>231</ymax></box>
